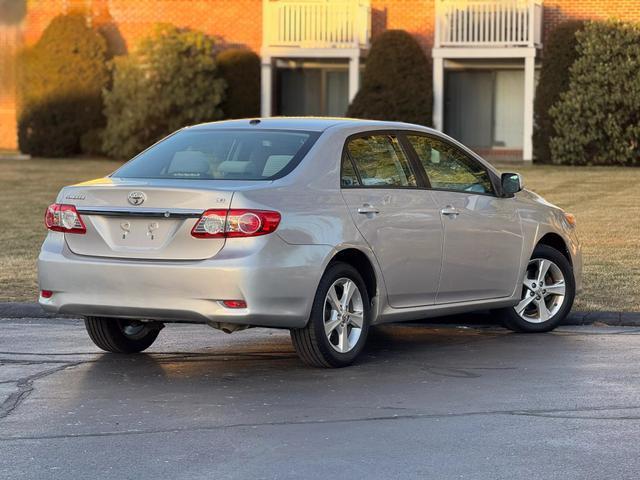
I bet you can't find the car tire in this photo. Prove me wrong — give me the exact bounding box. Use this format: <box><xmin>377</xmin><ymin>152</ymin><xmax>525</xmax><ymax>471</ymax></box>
<box><xmin>84</xmin><ymin>317</ymin><xmax>162</xmax><ymax>353</ymax></box>
<box><xmin>498</xmin><ymin>244</ymin><xmax>575</xmax><ymax>333</ymax></box>
<box><xmin>290</xmin><ymin>262</ymin><xmax>371</xmax><ymax>368</ymax></box>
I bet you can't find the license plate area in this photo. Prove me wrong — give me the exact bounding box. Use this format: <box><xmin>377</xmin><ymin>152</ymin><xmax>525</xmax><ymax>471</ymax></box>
<box><xmin>108</xmin><ymin>217</ymin><xmax>181</xmax><ymax>248</ymax></box>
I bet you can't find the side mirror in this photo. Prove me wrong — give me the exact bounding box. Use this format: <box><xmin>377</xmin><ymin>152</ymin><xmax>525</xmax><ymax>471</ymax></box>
<box><xmin>501</xmin><ymin>172</ymin><xmax>523</xmax><ymax>195</ymax></box>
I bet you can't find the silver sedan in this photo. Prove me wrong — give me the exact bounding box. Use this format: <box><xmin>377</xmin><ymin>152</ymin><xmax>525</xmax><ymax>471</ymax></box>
<box><xmin>38</xmin><ymin>118</ymin><xmax>582</xmax><ymax>367</ymax></box>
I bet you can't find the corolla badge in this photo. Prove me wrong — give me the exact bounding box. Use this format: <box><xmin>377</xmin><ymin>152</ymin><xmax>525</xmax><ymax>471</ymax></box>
<box><xmin>127</xmin><ymin>191</ymin><xmax>146</xmax><ymax>206</ymax></box>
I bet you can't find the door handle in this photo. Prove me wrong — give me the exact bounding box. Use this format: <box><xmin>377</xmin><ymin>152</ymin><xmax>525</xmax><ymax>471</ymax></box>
<box><xmin>440</xmin><ymin>205</ymin><xmax>460</xmax><ymax>217</ymax></box>
<box><xmin>357</xmin><ymin>204</ymin><xmax>380</xmax><ymax>215</ymax></box>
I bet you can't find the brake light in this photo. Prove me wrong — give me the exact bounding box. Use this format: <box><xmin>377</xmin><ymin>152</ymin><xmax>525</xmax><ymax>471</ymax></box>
<box><xmin>45</xmin><ymin>204</ymin><xmax>86</xmax><ymax>234</ymax></box>
<box><xmin>191</xmin><ymin>209</ymin><xmax>281</xmax><ymax>238</ymax></box>
<box><xmin>222</xmin><ymin>300</ymin><xmax>247</xmax><ymax>309</ymax></box>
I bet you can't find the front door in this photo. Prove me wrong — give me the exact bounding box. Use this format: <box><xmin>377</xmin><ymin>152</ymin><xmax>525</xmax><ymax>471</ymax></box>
<box><xmin>445</xmin><ymin>71</ymin><xmax>494</xmax><ymax>148</ymax></box>
<box><xmin>340</xmin><ymin>133</ymin><xmax>444</xmax><ymax>308</ymax></box>
<box><xmin>405</xmin><ymin>134</ymin><xmax>524</xmax><ymax>304</ymax></box>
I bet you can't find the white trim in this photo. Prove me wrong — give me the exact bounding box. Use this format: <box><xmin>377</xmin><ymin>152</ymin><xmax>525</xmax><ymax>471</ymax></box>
<box><xmin>523</xmin><ymin>55</ymin><xmax>535</xmax><ymax>162</ymax></box>
<box><xmin>261</xmin><ymin>47</ymin><xmax>363</xmax><ymax>59</ymax></box>
<box><xmin>261</xmin><ymin>56</ymin><xmax>273</xmax><ymax>117</ymax></box>
<box><xmin>433</xmin><ymin>47</ymin><xmax>537</xmax><ymax>59</ymax></box>
<box><xmin>432</xmin><ymin>57</ymin><xmax>444</xmax><ymax>132</ymax></box>
<box><xmin>348</xmin><ymin>55</ymin><xmax>360</xmax><ymax>102</ymax></box>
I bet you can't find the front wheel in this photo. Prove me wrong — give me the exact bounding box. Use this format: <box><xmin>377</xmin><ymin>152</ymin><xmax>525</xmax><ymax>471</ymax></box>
<box><xmin>498</xmin><ymin>244</ymin><xmax>575</xmax><ymax>333</ymax></box>
<box><xmin>290</xmin><ymin>262</ymin><xmax>371</xmax><ymax>367</ymax></box>
<box><xmin>85</xmin><ymin>317</ymin><xmax>162</xmax><ymax>353</ymax></box>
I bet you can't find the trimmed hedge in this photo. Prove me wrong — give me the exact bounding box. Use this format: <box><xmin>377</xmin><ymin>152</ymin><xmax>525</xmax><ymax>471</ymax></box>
<box><xmin>347</xmin><ymin>30</ymin><xmax>432</xmax><ymax>126</ymax></box>
<box><xmin>550</xmin><ymin>21</ymin><xmax>640</xmax><ymax>166</ymax></box>
<box><xmin>532</xmin><ymin>20</ymin><xmax>584</xmax><ymax>163</ymax></box>
<box><xmin>102</xmin><ymin>24</ymin><xmax>226</xmax><ymax>159</ymax></box>
<box><xmin>17</xmin><ymin>13</ymin><xmax>108</xmax><ymax>157</ymax></box>
<box><xmin>217</xmin><ymin>48</ymin><xmax>260</xmax><ymax>119</ymax></box>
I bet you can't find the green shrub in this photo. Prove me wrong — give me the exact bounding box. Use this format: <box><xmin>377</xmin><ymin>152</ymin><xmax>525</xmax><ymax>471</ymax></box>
<box><xmin>102</xmin><ymin>24</ymin><xmax>226</xmax><ymax>159</ymax></box>
<box><xmin>532</xmin><ymin>20</ymin><xmax>584</xmax><ymax>163</ymax></box>
<box><xmin>550</xmin><ymin>21</ymin><xmax>640</xmax><ymax>166</ymax></box>
<box><xmin>347</xmin><ymin>30</ymin><xmax>432</xmax><ymax>126</ymax></box>
<box><xmin>217</xmin><ymin>48</ymin><xmax>260</xmax><ymax>119</ymax></box>
<box><xmin>17</xmin><ymin>13</ymin><xmax>108</xmax><ymax>157</ymax></box>
<box><xmin>80</xmin><ymin>128</ymin><xmax>105</xmax><ymax>156</ymax></box>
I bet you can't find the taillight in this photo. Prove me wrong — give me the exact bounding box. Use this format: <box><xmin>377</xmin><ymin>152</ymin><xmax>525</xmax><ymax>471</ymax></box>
<box><xmin>45</xmin><ymin>204</ymin><xmax>86</xmax><ymax>234</ymax></box>
<box><xmin>191</xmin><ymin>209</ymin><xmax>281</xmax><ymax>239</ymax></box>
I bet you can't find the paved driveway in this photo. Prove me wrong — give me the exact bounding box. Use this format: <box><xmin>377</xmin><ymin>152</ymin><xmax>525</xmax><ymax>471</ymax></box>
<box><xmin>1</xmin><ymin>318</ymin><xmax>639</xmax><ymax>479</ymax></box>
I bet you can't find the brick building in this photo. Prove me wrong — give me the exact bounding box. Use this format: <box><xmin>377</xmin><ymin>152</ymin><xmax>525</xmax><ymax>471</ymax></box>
<box><xmin>1</xmin><ymin>0</ymin><xmax>639</xmax><ymax>160</ymax></box>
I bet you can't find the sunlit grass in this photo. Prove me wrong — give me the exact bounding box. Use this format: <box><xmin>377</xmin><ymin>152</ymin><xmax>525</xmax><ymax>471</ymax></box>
<box><xmin>0</xmin><ymin>158</ymin><xmax>638</xmax><ymax>312</ymax></box>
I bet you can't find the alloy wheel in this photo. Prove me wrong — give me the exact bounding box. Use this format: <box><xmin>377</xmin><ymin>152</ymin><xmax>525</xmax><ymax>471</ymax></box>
<box><xmin>323</xmin><ymin>277</ymin><xmax>364</xmax><ymax>353</ymax></box>
<box><xmin>514</xmin><ymin>258</ymin><xmax>566</xmax><ymax>323</ymax></box>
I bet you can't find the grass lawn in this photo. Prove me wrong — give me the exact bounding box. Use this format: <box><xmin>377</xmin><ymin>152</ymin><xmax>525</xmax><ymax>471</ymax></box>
<box><xmin>0</xmin><ymin>158</ymin><xmax>638</xmax><ymax>312</ymax></box>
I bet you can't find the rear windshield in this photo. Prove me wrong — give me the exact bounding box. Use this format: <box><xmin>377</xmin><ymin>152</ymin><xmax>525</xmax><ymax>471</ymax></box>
<box><xmin>113</xmin><ymin>129</ymin><xmax>319</xmax><ymax>180</ymax></box>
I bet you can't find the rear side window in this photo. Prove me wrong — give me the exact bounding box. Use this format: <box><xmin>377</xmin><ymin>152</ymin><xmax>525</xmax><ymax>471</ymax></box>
<box><xmin>345</xmin><ymin>135</ymin><xmax>417</xmax><ymax>187</ymax></box>
<box><xmin>341</xmin><ymin>152</ymin><xmax>360</xmax><ymax>187</ymax></box>
<box><xmin>113</xmin><ymin>129</ymin><xmax>319</xmax><ymax>180</ymax></box>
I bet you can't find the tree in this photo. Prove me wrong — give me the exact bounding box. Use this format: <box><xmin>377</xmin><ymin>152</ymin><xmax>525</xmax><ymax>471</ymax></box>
<box><xmin>217</xmin><ymin>48</ymin><xmax>260</xmax><ymax>119</ymax></box>
<box><xmin>532</xmin><ymin>20</ymin><xmax>584</xmax><ymax>163</ymax></box>
<box><xmin>347</xmin><ymin>30</ymin><xmax>432</xmax><ymax>126</ymax></box>
<box><xmin>17</xmin><ymin>13</ymin><xmax>108</xmax><ymax>157</ymax></box>
<box><xmin>102</xmin><ymin>24</ymin><xmax>226</xmax><ymax>159</ymax></box>
<box><xmin>550</xmin><ymin>21</ymin><xmax>640</xmax><ymax>166</ymax></box>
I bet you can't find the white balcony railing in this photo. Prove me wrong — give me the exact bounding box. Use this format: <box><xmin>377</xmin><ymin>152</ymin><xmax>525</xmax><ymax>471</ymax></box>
<box><xmin>435</xmin><ymin>0</ymin><xmax>543</xmax><ymax>48</ymax></box>
<box><xmin>263</xmin><ymin>0</ymin><xmax>371</xmax><ymax>50</ymax></box>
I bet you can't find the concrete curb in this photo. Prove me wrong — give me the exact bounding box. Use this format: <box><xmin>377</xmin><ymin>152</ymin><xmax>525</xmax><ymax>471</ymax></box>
<box><xmin>0</xmin><ymin>302</ymin><xmax>639</xmax><ymax>326</ymax></box>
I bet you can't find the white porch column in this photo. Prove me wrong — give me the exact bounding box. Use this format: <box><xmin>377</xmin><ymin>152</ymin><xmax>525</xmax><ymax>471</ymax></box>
<box><xmin>348</xmin><ymin>54</ymin><xmax>360</xmax><ymax>103</ymax></box>
<box><xmin>261</xmin><ymin>55</ymin><xmax>272</xmax><ymax>117</ymax></box>
<box><xmin>432</xmin><ymin>55</ymin><xmax>444</xmax><ymax>131</ymax></box>
<box><xmin>523</xmin><ymin>54</ymin><xmax>535</xmax><ymax>162</ymax></box>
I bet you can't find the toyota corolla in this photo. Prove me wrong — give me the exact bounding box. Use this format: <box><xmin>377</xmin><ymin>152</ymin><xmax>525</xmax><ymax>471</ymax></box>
<box><xmin>38</xmin><ymin>118</ymin><xmax>582</xmax><ymax>367</ymax></box>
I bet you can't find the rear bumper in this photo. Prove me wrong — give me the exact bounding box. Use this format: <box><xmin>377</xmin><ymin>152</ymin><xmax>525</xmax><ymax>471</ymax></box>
<box><xmin>38</xmin><ymin>232</ymin><xmax>330</xmax><ymax>328</ymax></box>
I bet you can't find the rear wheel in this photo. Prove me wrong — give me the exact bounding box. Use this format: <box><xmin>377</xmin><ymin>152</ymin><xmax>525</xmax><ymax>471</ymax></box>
<box><xmin>498</xmin><ymin>244</ymin><xmax>575</xmax><ymax>333</ymax></box>
<box><xmin>84</xmin><ymin>317</ymin><xmax>162</xmax><ymax>353</ymax></box>
<box><xmin>290</xmin><ymin>262</ymin><xmax>370</xmax><ymax>368</ymax></box>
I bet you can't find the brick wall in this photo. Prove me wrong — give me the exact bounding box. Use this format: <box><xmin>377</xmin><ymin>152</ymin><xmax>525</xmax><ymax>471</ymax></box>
<box><xmin>22</xmin><ymin>0</ymin><xmax>263</xmax><ymax>51</ymax></box>
<box><xmin>371</xmin><ymin>0</ymin><xmax>435</xmax><ymax>52</ymax></box>
<box><xmin>544</xmin><ymin>0</ymin><xmax>640</xmax><ymax>42</ymax></box>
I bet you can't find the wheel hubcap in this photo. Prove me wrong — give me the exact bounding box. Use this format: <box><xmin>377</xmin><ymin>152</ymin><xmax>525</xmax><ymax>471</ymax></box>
<box><xmin>121</xmin><ymin>321</ymin><xmax>147</xmax><ymax>338</ymax></box>
<box><xmin>514</xmin><ymin>258</ymin><xmax>566</xmax><ymax>323</ymax></box>
<box><xmin>324</xmin><ymin>278</ymin><xmax>364</xmax><ymax>353</ymax></box>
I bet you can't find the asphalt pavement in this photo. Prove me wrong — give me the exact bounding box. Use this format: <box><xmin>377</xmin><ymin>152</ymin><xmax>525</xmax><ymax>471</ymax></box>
<box><xmin>1</xmin><ymin>317</ymin><xmax>639</xmax><ymax>479</ymax></box>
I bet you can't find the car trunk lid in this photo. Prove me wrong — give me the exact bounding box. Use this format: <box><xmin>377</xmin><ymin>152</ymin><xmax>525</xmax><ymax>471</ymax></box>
<box><xmin>62</xmin><ymin>178</ymin><xmax>260</xmax><ymax>260</ymax></box>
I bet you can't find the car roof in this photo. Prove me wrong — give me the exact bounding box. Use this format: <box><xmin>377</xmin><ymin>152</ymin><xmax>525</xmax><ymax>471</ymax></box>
<box><xmin>188</xmin><ymin>117</ymin><xmax>436</xmax><ymax>133</ymax></box>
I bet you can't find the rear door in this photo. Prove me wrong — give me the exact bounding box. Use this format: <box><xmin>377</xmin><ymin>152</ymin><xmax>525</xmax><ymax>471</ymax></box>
<box><xmin>340</xmin><ymin>132</ymin><xmax>443</xmax><ymax>308</ymax></box>
<box><xmin>405</xmin><ymin>133</ymin><xmax>523</xmax><ymax>304</ymax></box>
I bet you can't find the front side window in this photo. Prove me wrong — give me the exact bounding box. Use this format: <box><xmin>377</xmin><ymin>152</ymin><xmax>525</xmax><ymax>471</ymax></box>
<box><xmin>407</xmin><ymin>135</ymin><xmax>495</xmax><ymax>194</ymax></box>
<box><xmin>346</xmin><ymin>135</ymin><xmax>417</xmax><ymax>187</ymax></box>
<box><xmin>113</xmin><ymin>129</ymin><xmax>318</xmax><ymax>180</ymax></box>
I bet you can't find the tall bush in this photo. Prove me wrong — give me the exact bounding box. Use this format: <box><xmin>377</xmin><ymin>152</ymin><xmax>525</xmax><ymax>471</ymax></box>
<box><xmin>217</xmin><ymin>48</ymin><xmax>260</xmax><ymax>119</ymax></box>
<box><xmin>17</xmin><ymin>13</ymin><xmax>108</xmax><ymax>157</ymax></box>
<box><xmin>532</xmin><ymin>20</ymin><xmax>584</xmax><ymax>163</ymax></box>
<box><xmin>550</xmin><ymin>21</ymin><xmax>640</xmax><ymax>166</ymax></box>
<box><xmin>102</xmin><ymin>25</ymin><xmax>226</xmax><ymax>159</ymax></box>
<box><xmin>347</xmin><ymin>30</ymin><xmax>432</xmax><ymax>126</ymax></box>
